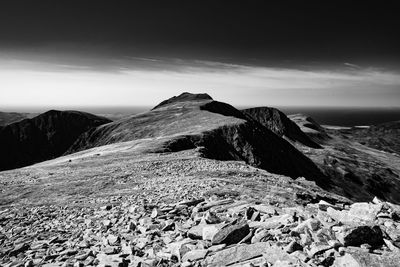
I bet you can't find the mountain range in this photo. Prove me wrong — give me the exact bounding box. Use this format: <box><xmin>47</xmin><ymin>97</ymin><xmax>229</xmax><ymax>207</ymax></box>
<box><xmin>0</xmin><ymin>93</ymin><xmax>399</xmax><ymax>205</ymax></box>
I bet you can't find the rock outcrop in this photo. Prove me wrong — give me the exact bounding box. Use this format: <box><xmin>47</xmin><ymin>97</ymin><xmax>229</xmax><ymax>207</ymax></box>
<box><xmin>152</xmin><ymin>92</ymin><xmax>213</xmax><ymax>110</ymax></box>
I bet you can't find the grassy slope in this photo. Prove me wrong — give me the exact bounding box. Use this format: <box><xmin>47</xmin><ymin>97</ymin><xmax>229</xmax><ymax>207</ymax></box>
<box><xmin>0</xmin><ymin>139</ymin><xmax>347</xmax><ymax>208</ymax></box>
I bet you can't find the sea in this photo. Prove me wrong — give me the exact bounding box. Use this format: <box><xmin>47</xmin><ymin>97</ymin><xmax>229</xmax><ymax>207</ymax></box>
<box><xmin>5</xmin><ymin>106</ymin><xmax>400</xmax><ymax>127</ymax></box>
<box><xmin>277</xmin><ymin>107</ymin><xmax>400</xmax><ymax>127</ymax></box>
<box><xmin>84</xmin><ymin>106</ymin><xmax>400</xmax><ymax>127</ymax></box>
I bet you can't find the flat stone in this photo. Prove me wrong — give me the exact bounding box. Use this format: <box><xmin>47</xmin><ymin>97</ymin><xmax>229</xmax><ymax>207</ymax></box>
<box><xmin>103</xmin><ymin>246</ymin><xmax>119</xmax><ymax>255</ymax></box>
<box><xmin>102</xmin><ymin>219</ymin><xmax>112</xmax><ymax>228</ymax></box>
<box><xmin>167</xmin><ymin>239</ymin><xmax>195</xmax><ymax>260</ymax></box>
<box><xmin>334</xmin><ymin>251</ymin><xmax>400</xmax><ymax>267</ymax></box>
<box><xmin>252</xmin><ymin>204</ymin><xmax>277</xmax><ymax>215</ymax></box>
<box><xmin>7</xmin><ymin>261</ymin><xmax>24</xmax><ymax>267</ymax></box>
<box><xmin>385</xmin><ymin>226</ymin><xmax>400</xmax><ymax>242</ymax></box>
<box><xmin>59</xmin><ymin>249</ymin><xmax>78</xmax><ymax>256</ymax></box>
<box><xmin>251</xmin><ymin>228</ymin><xmax>271</xmax><ymax>243</ymax></box>
<box><xmin>327</xmin><ymin>207</ymin><xmax>348</xmax><ymax>222</ymax></box>
<box><xmin>107</xmin><ymin>234</ymin><xmax>120</xmax><ymax>246</ymax></box>
<box><xmin>77</xmin><ymin>240</ymin><xmax>90</xmax><ymax>248</ymax></box>
<box><xmin>229</xmin><ymin>256</ymin><xmax>267</xmax><ymax>267</ymax></box>
<box><xmin>41</xmin><ymin>263</ymin><xmax>63</xmax><ymax>267</ymax></box>
<box><xmin>188</xmin><ymin>224</ymin><xmax>205</xmax><ymax>239</ymax></box>
<box><xmin>284</xmin><ymin>241</ymin><xmax>303</xmax><ymax>254</ymax></box>
<box><xmin>202</xmin><ymin>223</ymin><xmax>225</xmax><ymax>241</ymax></box>
<box><xmin>9</xmin><ymin>243</ymin><xmax>29</xmax><ymax>256</ymax></box>
<box><xmin>306</xmin><ymin>242</ymin><xmax>333</xmax><ymax>257</ymax></box>
<box><xmin>181</xmin><ymin>249</ymin><xmax>208</xmax><ymax>262</ymax></box>
<box><xmin>205</xmin><ymin>243</ymin><xmax>270</xmax><ymax>266</ymax></box>
<box><xmin>205</xmin><ymin>243</ymin><xmax>294</xmax><ymax>267</ymax></box>
<box><xmin>204</xmin><ymin>211</ymin><xmax>221</xmax><ymax>224</ymax></box>
<box><xmin>207</xmin><ymin>244</ymin><xmax>226</xmax><ymax>253</ymax></box>
<box><xmin>291</xmin><ymin>218</ymin><xmax>321</xmax><ymax>234</ymax></box>
<box><xmin>96</xmin><ymin>253</ymin><xmax>128</xmax><ymax>267</ymax></box>
<box><xmin>318</xmin><ymin>200</ymin><xmax>335</xmax><ymax>211</ymax></box>
<box><xmin>211</xmin><ymin>222</ymin><xmax>250</xmax><ymax>245</ymax></box>
<box><xmin>348</xmin><ymin>203</ymin><xmax>382</xmax><ymax>222</ymax></box>
<box><xmin>249</xmin><ymin>214</ymin><xmax>293</xmax><ymax>229</ymax></box>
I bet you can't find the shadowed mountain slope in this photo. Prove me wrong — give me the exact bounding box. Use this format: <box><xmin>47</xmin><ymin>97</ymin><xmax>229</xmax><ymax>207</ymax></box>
<box><xmin>69</xmin><ymin>94</ymin><xmax>328</xmax><ymax>186</ymax></box>
<box><xmin>0</xmin><ymin>110</ymin><xmax>111</xmax><ymax>171</ymax></box>
<box><xmin>242</xmin><ymin>107</ymin><xmax>321</xmax><ymax>148</ymax></box>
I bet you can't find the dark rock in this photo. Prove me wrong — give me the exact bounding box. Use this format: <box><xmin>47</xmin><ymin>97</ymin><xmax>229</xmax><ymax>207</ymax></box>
<box><xmin>284</xmin><ymin>241</ymin><xmax>303</xmax><ymax>254</ymax></box>
<box><xmin>211</xmin><ymin>222</ymin><xmax>250</xmax><ymax>245</ymax></box>
<box><xmin>9</xmin><ymin>243</ymin><xmax>29</xmax><ymax>256</ymax></box>
<box><xmin>337</xmin><ymin>225</ymin><xmax>383</xmax><ymax>247</ymax></box>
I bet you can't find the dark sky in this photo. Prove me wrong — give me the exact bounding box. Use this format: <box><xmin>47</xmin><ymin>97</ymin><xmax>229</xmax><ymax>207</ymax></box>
<box><xmin>1</xmin><ymin>0</ymin><xmax>399</xmax><ymax>66</ymax></box>
<box><xmin>1</xmin><ymin>1</ymin><xmax>399</xmax><ymax>109</ymax></box>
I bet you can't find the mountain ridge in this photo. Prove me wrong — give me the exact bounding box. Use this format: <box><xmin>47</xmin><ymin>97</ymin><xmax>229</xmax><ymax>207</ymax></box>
<box><xmin>242</xmin><ymin>107</ymin><xmax>322</xmax><ymax>148</ymax></box>
<box><xmin>67</xmin><ymin>95</ymin><xmax>327</xmax><ymax>185</ymax></box>
<box><xmin>0</xmin><ymin>110</ymin><xmax>111</xmax><ymax>171</ymax></box>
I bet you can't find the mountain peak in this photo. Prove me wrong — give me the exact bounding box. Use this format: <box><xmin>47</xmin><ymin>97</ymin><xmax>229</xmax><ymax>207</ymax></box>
<box><xmin>152</xmin><ymin>92</ymin><xmax>213</xmax><ymax>110</ymax></box>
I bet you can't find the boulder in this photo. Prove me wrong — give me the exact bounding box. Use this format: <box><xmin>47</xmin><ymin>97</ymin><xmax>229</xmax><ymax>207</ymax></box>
<box><xmin>336</xmin><ymin>225</ymin><xmax>383</xmax><ymax>247</ymax></box>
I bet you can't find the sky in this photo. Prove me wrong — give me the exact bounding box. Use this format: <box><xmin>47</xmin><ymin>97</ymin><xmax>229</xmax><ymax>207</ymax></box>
<box><xmin>1</xmin><ymin>1</ymin><xmax>399</xmax><ymax>111</ymax></box>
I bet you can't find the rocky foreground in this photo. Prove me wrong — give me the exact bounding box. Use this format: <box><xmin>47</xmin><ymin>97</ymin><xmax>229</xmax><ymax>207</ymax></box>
<box><xmin>2</xmin><ymin>195</ymin><xmax>400</xmax><ymax>267</ymax></box>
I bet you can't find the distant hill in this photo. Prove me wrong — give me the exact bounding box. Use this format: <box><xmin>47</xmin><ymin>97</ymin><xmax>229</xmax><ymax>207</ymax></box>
<box><xmin>343</xmin><ymin>120</ymin><xmax>400</xmax><ymax>155</ymax></box>
<box><xmin>242</xmin><ymin>107</ymin><xmax>321</xmax><ymax>148</ymax></box>
<box><xmin>0</xmin><ymin>110</ymin><xmax>111</xmax><ymax>171</ymax></box>
<box><xmin>0</xmin><ymin>111</ymin><xmax>33</xmax><ymax>126</ymax></box>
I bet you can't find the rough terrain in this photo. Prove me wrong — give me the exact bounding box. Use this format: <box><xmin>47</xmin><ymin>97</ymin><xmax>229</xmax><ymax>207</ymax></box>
<box><xmin>2</xmin><ymin>184</ymin><xmax>400</xmax><ymax>267</ymax></box>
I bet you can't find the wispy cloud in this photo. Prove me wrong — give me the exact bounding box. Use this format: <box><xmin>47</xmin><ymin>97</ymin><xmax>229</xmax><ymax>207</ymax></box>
<box><xmin>0</xmin><ymin>53</ymin><xmax>400</xmax><ymax>108</ymax></box>
<box><xmin>344</xmin><ymin>62</ymin><xmax>362</xmax><ymax>69</ymax></box>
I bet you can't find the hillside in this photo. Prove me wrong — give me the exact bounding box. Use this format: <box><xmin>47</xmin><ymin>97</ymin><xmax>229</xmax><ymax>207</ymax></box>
<box><xmin>0</xmin><ymin>110</ymin><xmax>111</xmax><ymax>171</ymax></box>
<box><xmin>288</xmin><ymin>116</ymin><xmax>400</xmax><ymax>204</ymax></box>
